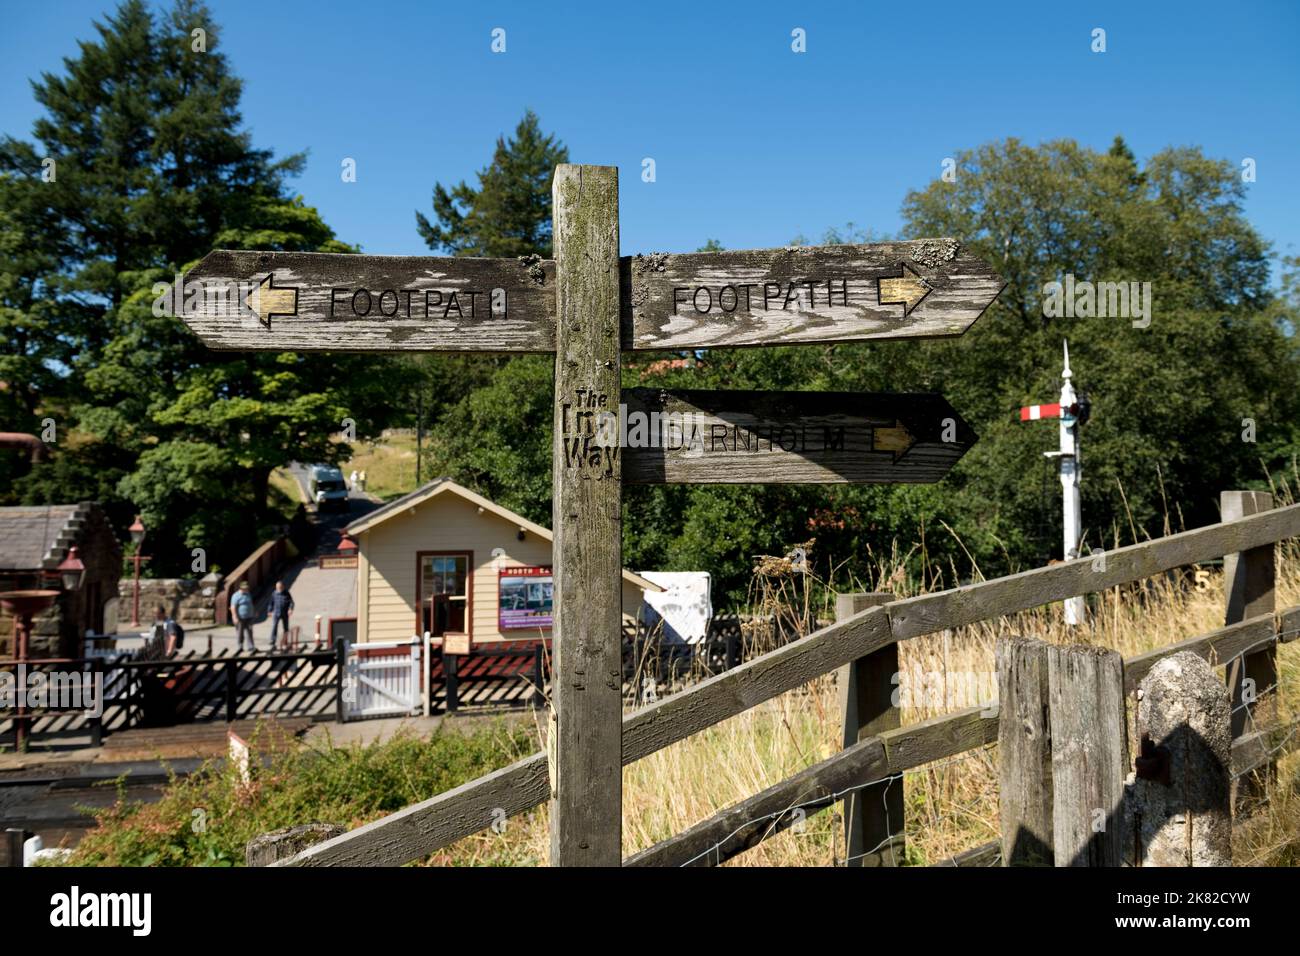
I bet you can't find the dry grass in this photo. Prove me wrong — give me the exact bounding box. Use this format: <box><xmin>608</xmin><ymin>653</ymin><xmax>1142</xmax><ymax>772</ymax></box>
<box><xmin>339</xmin><ymin>434</ymin><xmax>420</xmax><ymax>500</ymax></box>
<box><xmin>434</xmin><ymin>482</ymin><xmax>1300</xmax><ymax>867</ymax></box>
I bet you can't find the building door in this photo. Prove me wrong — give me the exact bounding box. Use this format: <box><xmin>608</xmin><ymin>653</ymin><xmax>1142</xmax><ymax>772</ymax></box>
<box><xmin>419</xmin><ymin>553</ymin><xmax>470</xmax><ymax>639</ymax></box>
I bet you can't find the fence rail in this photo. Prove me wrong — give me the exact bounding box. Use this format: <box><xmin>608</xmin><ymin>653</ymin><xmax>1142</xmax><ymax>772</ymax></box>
<box><xmin>626</xmin><ymin>607</ymin><xmax>1300</xmax><ymax>867</ymax></box>
<box><xmin>274</xmin><ymin>496</ymin><xmax>1300</xmax><ymax>866</ymax></box>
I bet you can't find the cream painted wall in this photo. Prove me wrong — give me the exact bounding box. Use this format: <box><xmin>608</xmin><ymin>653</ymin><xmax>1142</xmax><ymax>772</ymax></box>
<box><xmin>360</xmin><ymin>490</ymin><xmax>645</xmax><ymax>644</ymax></box>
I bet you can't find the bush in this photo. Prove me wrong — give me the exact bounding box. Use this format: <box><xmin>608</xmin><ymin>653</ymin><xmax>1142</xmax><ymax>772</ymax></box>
<box><xmin>62</xmin><ymin>722</ymin><xmax>536</xmax><ymax>867</ymax></box>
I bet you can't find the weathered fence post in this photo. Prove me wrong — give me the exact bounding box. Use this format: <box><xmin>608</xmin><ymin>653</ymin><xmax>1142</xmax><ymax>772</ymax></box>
<box><xmin>1047</xmin><ymin>643</ymin><xmax>1128</xmax><ymax>866</ymax></box>
<box><xmin>1222</xmin><ymin>489</ymin><xmax>1276</xmax><ymax>804</ymax></box>
<box><xmin>1124</xmin><ymin>651</ymin><xmax>1231</xmax><ymax>866</ymax></box>
<box><xmin>2</xmin><ymin>828</ymin><xmax>29</xmax><ymax>868</ymax></box>
<box><xmin>246</xmin><ymin>823</ymin><xmax>345</xmax><ymax>867</ymax></box>
<box><xmin>549</xmin><ymin>164</ymin><xmax>623</xmax><ymax>866</ymax></box>
<box><xmin>996</xmin><ymin>637</ymin><xmax>1053</xmax><ymax>865</ymax></box>
<box><xmin>836</xmin><ymin>591</ymin><xmax>902</xmax><ymax>866</ymax></box>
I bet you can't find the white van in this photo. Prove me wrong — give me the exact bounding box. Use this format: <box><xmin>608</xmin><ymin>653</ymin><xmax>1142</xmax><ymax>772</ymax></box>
<box><xmin>309</xmin><ymin>465</ymin><xmax>350</xmax><ymax>511</ymax></box>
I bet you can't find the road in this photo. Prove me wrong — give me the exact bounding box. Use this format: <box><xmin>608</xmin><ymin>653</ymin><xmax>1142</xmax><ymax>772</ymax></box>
<box><xmin>286</xmin><ymin>460</ymin><xmax>381</xmax><ymax>553</ymax></box>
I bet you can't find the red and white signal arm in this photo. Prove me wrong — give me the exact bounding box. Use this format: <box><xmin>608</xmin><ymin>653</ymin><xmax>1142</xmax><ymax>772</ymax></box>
<box><xmin>1019</xmin><ymin>403</ymin><xmax>1061</xmax><ymax>421</ymax></box>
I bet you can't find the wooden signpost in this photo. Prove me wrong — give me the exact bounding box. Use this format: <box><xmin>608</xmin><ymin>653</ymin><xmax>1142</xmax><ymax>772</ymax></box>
<box><xmin>176</xmin><ymin>163</ymin><xmax>1004</xmax><ymax>867</ymax></box>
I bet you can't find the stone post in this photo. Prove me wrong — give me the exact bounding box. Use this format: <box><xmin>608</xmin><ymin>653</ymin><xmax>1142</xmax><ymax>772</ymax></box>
<box><xmin>1124</xmin><ymin>651</ymin><xmax>1232</xmax><ymax>866</ymax></box>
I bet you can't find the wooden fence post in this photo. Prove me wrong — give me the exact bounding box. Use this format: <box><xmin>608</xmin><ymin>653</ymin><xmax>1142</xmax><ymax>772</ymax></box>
<box><xmin>549</xmin><ymin>163</ymin><xmax>623</xmax><ymax>866</ymax></box>
<box><xmin>2</xmin><ymin>829</ymin><xmax>30</xmax><ymax>868</ymax></box>
<box><xmin>1124</xmin><ymin>651</ymin><xmax>1231</xmax><ymax>866</ymax></box>
<box><xmin>996</xmin><ymin>637</ymin><xmax>1053</xmax><ymax>865</ymax></box>
<box><xmin>1221</xmin><ymin>490</ymin><xmax>1276</xmax><ymax>804</ymax></box>
<box><xmin>836</xmin><ymin>591</ymin><xmax>901</xmax><ymax>866</ymax></box>
<box><xmin>445</xmin><ymin>653</ymin><xmax>459</xmax><ymax>713</ymax></box>
<box><xmin>1047</xmin><ymin>643</ymin><xmax>1128</xmax><ymax>866</ymax></box>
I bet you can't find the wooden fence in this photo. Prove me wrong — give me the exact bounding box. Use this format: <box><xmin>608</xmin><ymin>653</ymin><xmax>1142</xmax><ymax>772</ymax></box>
<box><xmin>270</xmin><ymin>491</ymin><xmax>1300</xmax><ymax>866</ymax></box>
<box><xmin>0</xmin><ymin>646</ymin><xmax>341</xmax><ymax>747</ymax></box>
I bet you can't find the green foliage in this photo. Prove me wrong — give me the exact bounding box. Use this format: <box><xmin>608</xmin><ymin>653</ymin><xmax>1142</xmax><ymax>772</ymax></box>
<box><xmin>432</xmin><ymin>135</ymin><xmax>1300</xmax><ymax>604</ymax></box>
<box><xmin>429</xmin><ymin>355</ymin><xmax>554</xmax><ymax>525</ymax></box>
<box><xmin>412</xmin><ymin>113</ymin><xmax>568</xmax><ymax>506</ymax></box>
<box><xmin>898</xmin><ymin>137</ymin><xmax>1299</xmax><ymax>557</ymax></box>
<box><xmin>63</xmin><ymin>723</ymin><xmax>535</xmax><ymax>867</ymax></box>
<box><xmin>0</xmin><ymin>0</ymin><xmax>404</xmax><ymax>572</ymax></box>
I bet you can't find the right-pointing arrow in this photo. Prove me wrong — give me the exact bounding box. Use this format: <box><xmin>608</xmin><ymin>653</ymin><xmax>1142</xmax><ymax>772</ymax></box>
<box><xmin>873</xmin><ymin>422</ymin><xmax>915</xmax><ymax>460</ymax></box>
<box><xmin>877</xmin><ymin>262</ymin><xmax>933</xmax><ymax>317</ymax></box>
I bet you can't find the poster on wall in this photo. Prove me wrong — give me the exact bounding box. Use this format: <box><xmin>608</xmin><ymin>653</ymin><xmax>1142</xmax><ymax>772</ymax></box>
<box><xmin>498</xmin><ymin>566</ymin><xmax>553</xmax><ymax>630</ymax></box>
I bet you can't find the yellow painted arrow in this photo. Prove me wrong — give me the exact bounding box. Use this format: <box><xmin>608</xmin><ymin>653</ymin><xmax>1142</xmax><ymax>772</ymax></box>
<box><xmin>873</xmin><ymin>422</ymin><xmax>914</xmax><ymax>459</ymax></box>
<box><xmin>877</xmin><ymin>263</ymin><xmax>932</xmax><ymax>317</ymax></box>
<box><xmin>244</xmin><ymin>273</ymin><xmax>298</xmax><ymax>329</ymax></box>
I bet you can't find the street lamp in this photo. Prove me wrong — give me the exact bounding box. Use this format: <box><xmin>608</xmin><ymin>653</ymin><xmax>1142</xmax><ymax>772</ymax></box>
<box><xmin>56</xmin><ymin>545</ymin><xmax>86</xmax><ymax>592</ymax></box>
<box><xmin>128</xmin><ymin>515</ymin><xmax>150</xmax><ymax>626</ymax></box>
<box><xmin>0</xmin><ymin>589</ymin><xmax>59</xmax><ymax>751</ymax></box>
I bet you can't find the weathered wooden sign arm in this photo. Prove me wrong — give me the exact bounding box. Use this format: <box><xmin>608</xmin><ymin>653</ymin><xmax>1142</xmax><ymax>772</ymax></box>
<box><xmin>621</xmin><ymin>239</ymin><xmax>1002</xmax><ymax>350</ymax></box>
<box><xmin>177</xmin><ymin>240</ymin><xmax>1002</xmax><ymax>354</ymax></box>
<box><xmin>621</xmin><ymin>389</ymin><xmax>977</xmax><ymax>484</ymax></box>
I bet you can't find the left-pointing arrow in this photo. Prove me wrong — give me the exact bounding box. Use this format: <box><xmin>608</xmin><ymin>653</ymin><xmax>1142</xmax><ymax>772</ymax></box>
<box><xmin>245</xmin><ymin>273</ymin><xmax>299</xmax><ymax>329</ymax></box>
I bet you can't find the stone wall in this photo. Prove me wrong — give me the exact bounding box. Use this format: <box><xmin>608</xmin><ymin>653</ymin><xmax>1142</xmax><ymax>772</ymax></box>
<box><xmin>0</xmin><ymin>503</ymin><xmax>123</xmax><ymax>658</ymax></box>
<box><xmin>118</xmin><ymin>573</ymin><xmax>220</xmax><ymax>627</ymax></box>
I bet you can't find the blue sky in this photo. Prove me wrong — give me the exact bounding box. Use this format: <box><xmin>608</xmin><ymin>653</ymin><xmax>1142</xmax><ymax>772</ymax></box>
<box><xmin>3</xmin><ymin>0</ymin><xmax>1298</xmax><ymax>273</ymax></box>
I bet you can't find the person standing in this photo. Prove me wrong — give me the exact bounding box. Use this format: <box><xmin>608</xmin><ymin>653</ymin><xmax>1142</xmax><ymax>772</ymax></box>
<box><xmin>153</xmin><ymin>603</ymin><xmax>184</xmax><ymax>655</ymax></box>
<box><xmin>230</xmin><ymin>581</ymin><xmax>256</xmax><ymax>653</ymax></box>
<box><xmin>268</xmin><ymin>580</ymin><xmax>295</xmax><ymax>652</ymax></box>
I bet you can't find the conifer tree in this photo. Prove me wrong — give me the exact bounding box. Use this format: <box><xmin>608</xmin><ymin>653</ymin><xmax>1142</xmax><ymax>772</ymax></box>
<box><xmin>416</xmin><ymin>110</ymin><xmax>568</xmax><ymax>258</ymax></box>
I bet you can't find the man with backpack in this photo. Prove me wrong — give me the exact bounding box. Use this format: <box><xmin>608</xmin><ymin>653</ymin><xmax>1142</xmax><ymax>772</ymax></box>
<box><xmin>151</xmin><ymin>604</ymin><xmax>185</xmax><ymax>655</ymax></box>
<box><xmin>268</xmin><ymin>579</ymin><xmax>295</xmax><ymax>652</ymax></box>
<box><xmin>230</xmin><ymin>580</ymin><xmax>256</xmax><ymax>653</ymax></box>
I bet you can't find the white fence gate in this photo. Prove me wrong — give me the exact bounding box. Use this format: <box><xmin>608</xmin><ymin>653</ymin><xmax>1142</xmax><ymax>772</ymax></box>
<box><xmin>341</xmin><ymin>638</ymin><xmax>423</xmax><ymax>719</ymax></box>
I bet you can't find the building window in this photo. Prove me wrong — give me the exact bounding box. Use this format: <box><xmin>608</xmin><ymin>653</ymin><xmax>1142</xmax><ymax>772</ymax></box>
<box><xmin>420</xmin><ymin>553</ymin><xmax>469</xmax><ymax>637</ymax></box>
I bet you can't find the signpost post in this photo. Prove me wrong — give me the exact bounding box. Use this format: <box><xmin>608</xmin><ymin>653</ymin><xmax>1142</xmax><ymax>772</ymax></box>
<box><xmin>176</xmin><ymin>163</ymin><xmax>1005</xmax><ymax>867</ymax></box>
